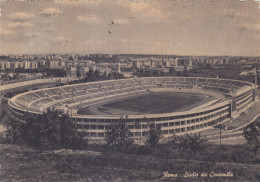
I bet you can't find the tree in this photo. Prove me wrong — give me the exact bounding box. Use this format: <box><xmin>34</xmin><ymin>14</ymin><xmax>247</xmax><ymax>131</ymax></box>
<box><xmin>0</xmin><ymin>100</ymin><xmax>9</xmax><ymax>124</ymax></box>
<box><xmin>6</xmin><ymin>108</ymin><xmax>87</xmax><ymax>150</ymax></box>
<box><xmin>145</xmin><ymin>122</ymin><xmax>162</xmax><ymax>148</ymax></box>
<box><xmin>243</xmin><ymin>121</ymin><xmax>260</xmax><ymax>158</ymax></box>
<box><xmin>76</xmin><ymin>69</ymin><xmax>81</xmax><ymax>78</ymax></box>
<box><xmin>105</xmin><ymin>116</ymin><xmax>133</xmax><ymax>150</ymax></box>
<box><xmin>170</xmin><ymin>133</ymin><xmax>208</xmax><ymax>154</ymax></box>
<box><xmin>5</xmin><ymin>116</ymin><xmax>26</xmax><ymax>144</ymax></box>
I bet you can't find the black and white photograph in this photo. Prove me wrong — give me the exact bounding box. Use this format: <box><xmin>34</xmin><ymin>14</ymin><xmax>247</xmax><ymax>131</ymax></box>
<box><xmin>0</xmin><ymin>0</ymin><xmax>260</xmax><ymax>181</ymax></box>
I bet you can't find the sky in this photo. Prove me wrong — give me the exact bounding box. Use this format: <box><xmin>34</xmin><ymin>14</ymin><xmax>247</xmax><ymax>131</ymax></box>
<box><xmin>0</xmin><ymin>0</ymin><xmax>260</xmax><ymax>56</ymax></box>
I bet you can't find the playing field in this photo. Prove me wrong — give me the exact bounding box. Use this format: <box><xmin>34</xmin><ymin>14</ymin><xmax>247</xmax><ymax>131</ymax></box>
<box><xmin>78</xmin><ymin>92</ymin><xmax>208</xmax><ymax>115</ymax></box>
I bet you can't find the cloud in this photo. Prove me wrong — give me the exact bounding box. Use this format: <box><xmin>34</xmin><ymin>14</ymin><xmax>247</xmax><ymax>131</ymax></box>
<box><xmin>0</xmin><ymin>26</ymin><xmax>14</xmax><ymax>36</ymax></box>
<box><xmin>23</xmin><ymin>32</ymin><xmax>40</xmax><ymax>38</ymax></box>
<box><xmin>54</xmin><ymin>36</ymin><xmax>71</xmax><ymax>44</ymax></box>
<box><xmin>6</xmin><ymin>22</ymin><xmax>33</xmax><ymax>29</ymax></box>
<box><xmin>54</xmin><ymin>0</ymin><xmax>101</xmax><ymax>5</ymax></box>
<box><xmin>84</xmin><ymin>40</ymin><xmax>106</xmax><ymax>46</ymax></box>
<box><xmin>39</xmin><ymin>8</ymin><xmax>64</xmax><ymax>17</ymax></box>
<box><xmin>44</xmin><ymin>27</ymin><xmax>56</xmax><ymax>32</ymax></box>
<box><xmin>116</xmin><ymin>19</ymin><xmax>128</xmax><ymax>24</ymax></box>
<box><xmin>223</xmin><ymin>10</ymin><xmax>251</xmax><ymax>19</ymax></box>
<box><xmin>222</xmin><ymin>9</ymin><xmax>260</xmax><ymax>32</ymax></box>
<box><xmin>110</xmin><ymin>18</ymin><xmax>128</xmax><ymax>25</ymax></box>
<box><xmin>239</xmin><ymin>22</ymin><xmax>260</xmax><ymax>32</ymax></box>
<box><xmin>119</xmin><ymin>1</ymin><xmax>166</xmax><ymax>20</ymax></box>
<box><xmin>9</xmin><ymin>12</ymin><xmax>34</xmax><ymax>21</ymax></box>
<box><xmin>122</xmin><ymin>38</ymin><xmax>149</xmax><ymax>45</ymax></box>
<box><xmin>77</xmin><ymin>15</ymin><xmax>101</xmax><ymax>24</ymax></box>
<box><xmin>225</xmin><ymin>9</ymin><xmax>260</xmax><ymax>32</ymax></box>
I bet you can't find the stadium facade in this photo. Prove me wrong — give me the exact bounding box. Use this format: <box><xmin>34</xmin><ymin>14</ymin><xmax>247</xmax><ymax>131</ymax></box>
<box><xmin>8</xmin><ymin>77</ymin><xmax>256</xmax><ymax>141</ymax></box>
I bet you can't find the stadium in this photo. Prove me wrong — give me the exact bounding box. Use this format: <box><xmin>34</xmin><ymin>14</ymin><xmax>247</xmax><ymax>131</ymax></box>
<box><xmin>8</xmin><ymin>77</ymin><xmax>256</xmax><ymax>141</ymax></box>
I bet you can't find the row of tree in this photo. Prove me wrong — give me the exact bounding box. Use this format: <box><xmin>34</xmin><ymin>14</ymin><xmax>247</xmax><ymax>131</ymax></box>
<box><xmin>5</xmin><ymin>109</ymin><xmax>198</xmax><ymax>152</ymax></box>
<box><xmin>105</xmin><ymin>117</ymin><xmax>163</xmax><ymax>151</ymax></box>
<box><xmin>104</xmin><ymin>116</ymin><xmax>210</xmax><ymax>154</ymax></box>
<box><xmin>74</xmin><ymin>70</ymin><xmax>124</xmax><ymax>83</ymax></box>
<box><xmin>3</xmin><ymin>107</ymin><xmax>260</xmax><ymax>158</ymax></box>
<box><xmin>133</xmin><ymin>64</ymin><xmax>258</xmax><ymax>85</ymax></box>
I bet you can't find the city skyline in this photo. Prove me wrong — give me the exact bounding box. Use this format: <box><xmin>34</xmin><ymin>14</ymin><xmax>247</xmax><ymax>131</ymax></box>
<box><xmin>0</xmin><ymin>0</ymin><xmax>260</xmax><ymax>56</ymax></box>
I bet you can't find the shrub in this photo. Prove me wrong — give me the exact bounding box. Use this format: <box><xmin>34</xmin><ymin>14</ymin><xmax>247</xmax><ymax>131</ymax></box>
<box><xmin>135</xmin><ymin>145</ymin><xmax>151</xmax><ymax>155</ymax></box>
<box><xmin>170</xmin><ymin>133</ymin><xmax>208</xmax><ymax>154</ymax></box>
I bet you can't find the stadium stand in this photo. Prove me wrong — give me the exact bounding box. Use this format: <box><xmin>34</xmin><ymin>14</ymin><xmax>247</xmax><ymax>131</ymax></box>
<box><xmin>9</xmin><ymin>77</ymin><xmax>256</xmax><ymax>141</ymax></box>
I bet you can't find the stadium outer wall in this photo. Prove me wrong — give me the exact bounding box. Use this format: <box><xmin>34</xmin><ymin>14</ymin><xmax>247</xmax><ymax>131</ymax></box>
<box><xmin>8</xmin><ymin>77</ymin><xmax>256</xmax><ymax>142</ymax></box>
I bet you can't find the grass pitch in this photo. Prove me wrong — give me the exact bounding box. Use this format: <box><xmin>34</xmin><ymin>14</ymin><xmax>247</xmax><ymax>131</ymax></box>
<box><xmin>100</xmin><ymin>92</ymin><xmax>204</xmax><ymax>114</ymax></box>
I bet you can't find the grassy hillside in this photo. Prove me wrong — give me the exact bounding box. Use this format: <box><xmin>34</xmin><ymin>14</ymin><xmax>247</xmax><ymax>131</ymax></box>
<box><xmin>0</xmin><ymin>144</ymin><xmax>259</xmax><ymax>182</ymax></box>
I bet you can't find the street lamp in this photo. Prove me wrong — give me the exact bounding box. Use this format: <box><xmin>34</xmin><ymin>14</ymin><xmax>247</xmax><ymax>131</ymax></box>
<box><xmin>219</xmin><ymin>113</ymin><xmax>222</xmax><ymax>146</ymax></box>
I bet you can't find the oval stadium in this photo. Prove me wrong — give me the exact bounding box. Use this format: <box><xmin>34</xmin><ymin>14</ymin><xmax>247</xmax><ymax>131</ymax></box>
<box><xmin>8</xmin><ymin>77</ymin><xmax>257</xmax><ymax>142</ymax></box>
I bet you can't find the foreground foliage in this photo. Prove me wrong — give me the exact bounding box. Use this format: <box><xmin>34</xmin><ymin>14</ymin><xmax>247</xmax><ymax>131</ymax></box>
<box><xmin>243</xmin><ymin>119</ymin><xmax>260</xmax><ymax>158</ymax></box>
<box><xmin>0</xmin><ymin>143</ymin><xmax>259</xmax><ymax>182</ymax></box>
<box><xmin>6</xmin><ymin>108</ymin><xmax>87</xmax><ymax>150</ymax></box>
<box><xmin>145</xmin><ymin>122</ymin><xmax>162</xmax><ymax>148</ymax></box>
<box><xmin>170</xmin><ymin>133</ymin><xmax>208</xmax><ymax>154</ymax></box>
<box><xmin>105</xmin><ymin>116</ymin><xmax>133</xmax><ymax>151</ymax></box>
